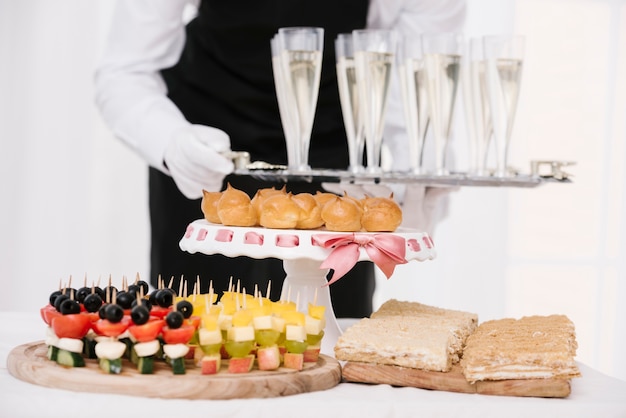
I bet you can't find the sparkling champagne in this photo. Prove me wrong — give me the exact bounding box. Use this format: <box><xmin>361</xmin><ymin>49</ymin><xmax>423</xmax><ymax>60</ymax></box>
<box><xmin>336</xmin><ymin>56</ymin><xmax>364</xmax><ymax>170</ymax></box>
<box><xmin>354</xmin><ymin>51</ymin><xmax>393</xmax><ymax>171</ymax></box>
<box><xmin>467</xmin><ymin>59</ymin><xmax>492</xmax><ymax>173</ymax></box>
<box><xmin>272</xmin><ymin>54</ymin><xmax>298</xmax><ymax>167</ymax></box>
<box><xmin>399</xmin><ymin>58</ymin><xmax>429</xmax><ymax>173</ymax></box>
<box><xmin>487</xmin><ymin>58</ymin><xmax>523</xmax><ymax>152</ymax></box>
<box><xmin>281</xmin><ymin>49</ymin><xmax>322</xmax><ymax>170</ymax></box>
<box><xmin>424</xmin><ymin>53</ymin><xmax>461</xmax><ymax>174</ymax></box>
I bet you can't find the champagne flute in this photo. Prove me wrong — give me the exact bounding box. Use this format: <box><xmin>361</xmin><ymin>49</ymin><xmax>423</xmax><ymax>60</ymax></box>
<box><xmin>276</xmin><ymin>27</ymin><xmax>324</xmax><ymax>172</ymax></box>
<box><xmin>483</xmin><ymin>35</ymin><xmax>524</xmax><ymax>178</ymax></box>
<box><xmin>335</xmin><ymin>33</ymin><xmax>364</xmax><ymax>173</ymax></box>
<box><xmin>462</xmin><ymin>37</ymin><xmax>492</xmax><ymax>176</ymax></box>
<box><xmin>271</xmin><ymin>36</ymin><xmax>298</xmax><ymax>168</ymax></box>
<box><xmin>422</xmin><ymin>33</ymin><xmax>463</xmax><ymax>176</ymax></box>
<box><xmin>352</xmin><ymin>29</ymin><xmax>398</xmax><ymax>173</ymax></box>
<box><xmin>398</xmin><ymin>35</ymin><xmax>429</xmax><ymax>174</ymax></box>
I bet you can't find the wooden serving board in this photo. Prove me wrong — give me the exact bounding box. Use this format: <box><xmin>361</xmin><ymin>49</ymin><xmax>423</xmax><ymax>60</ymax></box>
<box><xmin>7</xmin><ymin>342</ymin><xmax>341</xmax><ymax>400</ymax></box>
<box><xmin>342</xmin><ymin>361</ymin><xmax>572</xmax><ymax>398</ymax></box>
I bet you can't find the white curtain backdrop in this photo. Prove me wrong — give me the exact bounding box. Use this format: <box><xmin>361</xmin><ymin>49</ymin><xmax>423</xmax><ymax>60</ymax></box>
<box><xmin>0</xmin><ymin>0</ymin><xmax>624</xmax><ymax>381</ymax></box>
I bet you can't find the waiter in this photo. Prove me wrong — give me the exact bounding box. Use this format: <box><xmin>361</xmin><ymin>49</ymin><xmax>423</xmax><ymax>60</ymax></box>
<box><xmin>95</xmin><ymin>0</ymin><xmax>466</xmax><ymax>317</ymax></box>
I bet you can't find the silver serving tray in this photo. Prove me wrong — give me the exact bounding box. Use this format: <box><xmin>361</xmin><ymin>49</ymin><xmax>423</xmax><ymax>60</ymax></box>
<box><xmin>225</xmin><ymin>153</ymin><xmax>574</xmax><ymax>188</ymax></box>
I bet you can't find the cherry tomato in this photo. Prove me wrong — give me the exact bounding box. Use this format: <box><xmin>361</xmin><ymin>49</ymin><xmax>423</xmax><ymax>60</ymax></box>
<box><xmin>128</xmin><ymin>319</ymin><xmax>165</xmax><ymax>343</ymax></box>
<box><xmin>51</xmin><ymin>313</ymin><xmax>92</xmax><ymax>339</ymax></box>
<box><xmin>84</xmin><ymin>312</ymin><xmax>101</xmax><ymax>322</ymax></box>
<box><xmin>150</xmin><ymin>306</ymin><xmax>170</xmax><ymax>319</ymax></box>
<box><xmin>92</xmin><ymin>318</ymin><xmax>130</xmax><ymax>337</ymax></box>
<box><xmin>161</xmin><ymin>325</ymin><xmax>195</xmax><ymax>344</ymax></box>
<box><xmin>40</xmin><ymin>305</ymin><xmax>61</xmax><ymax>326</ymax></box>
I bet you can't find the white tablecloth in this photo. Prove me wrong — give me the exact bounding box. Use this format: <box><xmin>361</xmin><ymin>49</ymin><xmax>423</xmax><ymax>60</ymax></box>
<box><xmin>1</xmin><ymin>312</ymin><xmax>625</xmax><ymax>418</ymax></box>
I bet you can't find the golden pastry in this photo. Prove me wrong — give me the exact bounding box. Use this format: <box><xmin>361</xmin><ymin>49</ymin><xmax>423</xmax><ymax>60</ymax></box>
<box><xmin>201</xmin><ymin>189</ymin><xmax>223</xmax><ymax>224</ymax></box>
<box><xmin>217</xmin><ymin>184</ymin><xmax>257</xmax><ymax>227</ymax></box>
<box><xmin>320</xmin><ymin>195</ymin><xmax>362</xmax><ymax>232</ymax></box>
<box><xmin>360</xmin><ymin>195</ymin><xmax>402</xmax><ymax>232</ymax></box>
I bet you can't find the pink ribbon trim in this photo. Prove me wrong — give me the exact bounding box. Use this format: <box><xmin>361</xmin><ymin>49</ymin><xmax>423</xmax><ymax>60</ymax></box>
<box><xmin>311</xmin><ymin>233</ymin><xmax>408</xmax><ymax>285</ymax></box>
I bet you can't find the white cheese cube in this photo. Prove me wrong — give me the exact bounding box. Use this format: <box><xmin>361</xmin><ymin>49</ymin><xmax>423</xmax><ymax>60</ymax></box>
<box><xmin>271</xmin><ymin>316</ymin><xmax>286</xmax><ymax>333</ymax></box>
<box><xmin>45</xmin><ymin>327</ymin><xmax>59</xmax><ymax>347</ymax></box>
<box><xmin>227</xmin><ymin>326</ymin><xmax>255</xmax><ymax>342</ymax></box>
<box><xmin>286</xmin><ymin>325</ymin><xmax>306</xmax><ymax>342</ymax></box>
<box><xmin>57</xmin><ymin>337</ymin><xmax>84</xmax><ymax>353</ymax></box>
<box><xmin>305</xmin><ymin>315</ymin><xmax>325</xmax><ymax>336</ymax></box>
<box><xmin>163</xmin><ymin>343</ymin><xmax>190</xmax><ymax>359</ymax></box>
<box><xmin>199</xmin><ymin>328</ymin><xmax>223</xmax><ymax>345</ymax></box>
<box><xmin>95</xmin><ymin>340</ymin><xmax>127</xmax><ymax>360</ymax></box>
<box><xmin>133</xmin><ymin>340</ymin><xmax>160</xmax><ymax>357</ymax></box>
<box><xmin>252</xmin><ymin>315</ymin><xmax>273</xmax><ymax>330</ymax></box>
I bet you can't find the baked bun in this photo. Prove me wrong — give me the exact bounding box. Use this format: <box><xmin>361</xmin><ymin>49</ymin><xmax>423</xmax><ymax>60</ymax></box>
<box><xmin>313</xmin><ymin>191</ymin><xmax>338</xmax><ymax>210</ymax></box>
<box><xmin>251</xmin><ymin>186</ymin><xmax>286</xmax><ymax>215</ymax></box>
<box><xmin>292</xmin><ymin>193</ymin><xmax>324</xmax><ymax>229</ymax></box>
<box><xmin>217</xmin><ymin>184</ymin><xmax>257</xmax><ymax>227</ymax></box>
<box><xmin>361</xmin><ymin>195</ymin><xmax>402</xmax><ymax>232</ymax></box>
<box><xmin>201</xmin><ymin>189</ymin><xmax>223</xmax><ymax>224</ymax></box>
<box><xmin>258</xmin><ymin>193</ymin><xmax>300</xmax><ymax>229</ymax></box>
<box><xmin>321</xmin><ymin>195</ymin><xmax>362</xmax><ymax>232</ymax></box>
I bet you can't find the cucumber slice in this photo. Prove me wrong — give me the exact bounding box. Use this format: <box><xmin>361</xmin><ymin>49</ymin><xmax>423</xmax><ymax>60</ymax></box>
<box><xmin>47</xmin><ymin>345</ymin><xmax>59</xmax><ymax>362</ymax></box>
<box><xmin>129</xmin><ymin>346</ymin><xmax>139</xmax><ymax>365</ymax></box>
<box><xmin>56</xmin><ymin>349</ymin><xmax>85</xmax><ymax>367</ymax></box>
<box><xmin>137</xmin><ymin>356</ymin><xmax>154</xmax><ymax>374</ymax></box>
<box><xmin>169</xmin><ymin>357</ymin><xmax>186</xmax><ymax>375</ymax></box>
<box><xmin>98</xmin><ymin>358</ymin><xmax>123</xmax><ymax>374</ymax></box>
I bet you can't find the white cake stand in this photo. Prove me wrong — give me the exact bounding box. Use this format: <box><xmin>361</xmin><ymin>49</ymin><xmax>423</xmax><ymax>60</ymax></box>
<box><xmin>179</xmin><ymin>219</ymin><xmax>436</xmax><ymax>355</ymax></box>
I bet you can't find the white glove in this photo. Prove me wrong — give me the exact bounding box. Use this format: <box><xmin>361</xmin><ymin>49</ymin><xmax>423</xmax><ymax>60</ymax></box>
<box><xmin>401</xmin><ymin>185</ymin><xmax>453</xmax><ymax>235</ymax></box>
<box><xmin>164</xmin><ymin>125</ymin><xmax>234</xmax><ymax>199</ymax></box>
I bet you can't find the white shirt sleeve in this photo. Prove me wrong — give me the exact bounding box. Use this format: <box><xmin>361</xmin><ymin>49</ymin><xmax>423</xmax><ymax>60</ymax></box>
<box><xmin>367</xmin><ymin>0</ymin><xmax>467</xmax><ymax>171</ymax></box>
<box><xmin>94</xmin><ymin>0</ymin><xmax>200</xmax><ymax>172</ymax></box>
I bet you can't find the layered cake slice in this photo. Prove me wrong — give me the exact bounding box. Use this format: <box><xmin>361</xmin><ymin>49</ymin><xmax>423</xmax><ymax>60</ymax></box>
<box><xmin>334</xmin><ymin>299</ymin><xmax>478</xmax><ymax>372</ymax></box>
<box><xmin>460</xmin><ymin>314</ymin><xmax>581</xmax><ymax>383</ymax></box>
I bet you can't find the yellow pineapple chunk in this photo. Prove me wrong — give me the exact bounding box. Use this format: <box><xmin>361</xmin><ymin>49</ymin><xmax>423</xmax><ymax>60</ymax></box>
<box><xmin>280</xmin><ymin>311</ymin><xmax>305</xmax><ymax>326</ymax></box>
<box><xmin>232</xmin><ymin>309</ymin><xmax>253</xmax><ymax>327</ymax></box>
<box><xmin>202</xmin><ymin>313</ymin><xmax>219</xmax><ymax>331</ymax></box>
<box><xmin>308</xmin><ymin>303</ymin><xmax>325</xmax><ymax>320</ymax></box>
<box><xmin>271</xmin><ymin>300</ymin><xmax>296</xmax><ymax>314</ymax></box>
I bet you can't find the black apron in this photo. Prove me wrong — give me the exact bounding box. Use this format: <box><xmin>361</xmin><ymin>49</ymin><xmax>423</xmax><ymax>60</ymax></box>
<box><xmin>150</xmin><ymin>0</ymin><xmax>374</xmax><ymax>317</ymax></box>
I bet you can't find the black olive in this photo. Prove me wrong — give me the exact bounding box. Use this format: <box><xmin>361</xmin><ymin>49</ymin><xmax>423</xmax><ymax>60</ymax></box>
<box><xmin>98</xmin><ymin>304</ymin><xmax>108</xmax><ymax>320</ymax></box>
<box><xmin>103</xmin><ymin>286</ymin><xmax>118</xmax><ymax>303</ymax></box>
<box><xmin>49</xmin><ymin>290</ymin><xmax>63</xmax><ymax>306</ymax></box>
<box><xmin>61</xmin><ymin>288</ymin><xmax>77</xmax><ymax>300</ymax></box>
<box><xmin>54</xmin><ymin>294</ymin><xmax>70</xmax><ymax>312</ymax></box>
<box><xmin>126</xmin><ymin>284</ymin><xmax>140</xmax><ymax>297</ymax></box>
<box><xmin>130</xmin><ymin>305</ymin><xmax>150</xmax><ymax>325</ymax></box>
<box><xmin>75</xmin><ymin>287</ymin><xmax>91</xmax><ymax>304</ymax></box>
<box><xmin>155</xmin><ymin>289</ymin><xmax>174</xmax><ymax>308</ymax></box>
<box><xmin>136</xmin><ymin>280</ymin><xmax>150</xmax><ymax>295</ymax></box>
<box><xmin>176</xmin><ymin>300</ymin><xmax>194</xmax><ymax>319</ymax></box>
<box><xmin>60</xmin><ymin>298</ymin><xmax>81</xmax><ymax>315</ymax></box>
<box><xmin>116</xmin><ymin>291</ymin><xmax>135</xmax><ymax>309</ymax></box>
<box><xmin>165</xmin><ymin>311</ymin><xmax>184</xmax><ymax>329</ymax></box>
<box><xmin>94</xmin><ymin>286</ymin><xmax>105</xmax><ymax>300</ymax></box>
<box><xmin>131</xmin><ymin>297</ymin><xmax>152</xmax><ymax>311</ymax></box>
<box><xmin>83</xmin><ymin>293</ymin><xmax>103</xmax><ymax>313</ymax></box>
<box><xmin>148</xmin><ymin>289</ymin><xmax>159</xmax><ymax>306</ymax></box>
<box><xmin>104</xmin><ymin>304</ymin><xmax>124</xmax><ymax>323</ymax></box>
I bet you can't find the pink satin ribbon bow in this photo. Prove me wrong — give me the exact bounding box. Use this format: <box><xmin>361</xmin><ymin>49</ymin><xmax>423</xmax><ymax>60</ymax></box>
<box><xmin>311</xmin><ymin>233</ymin><xmax>408</xmax><ymax>285</ymax></box>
